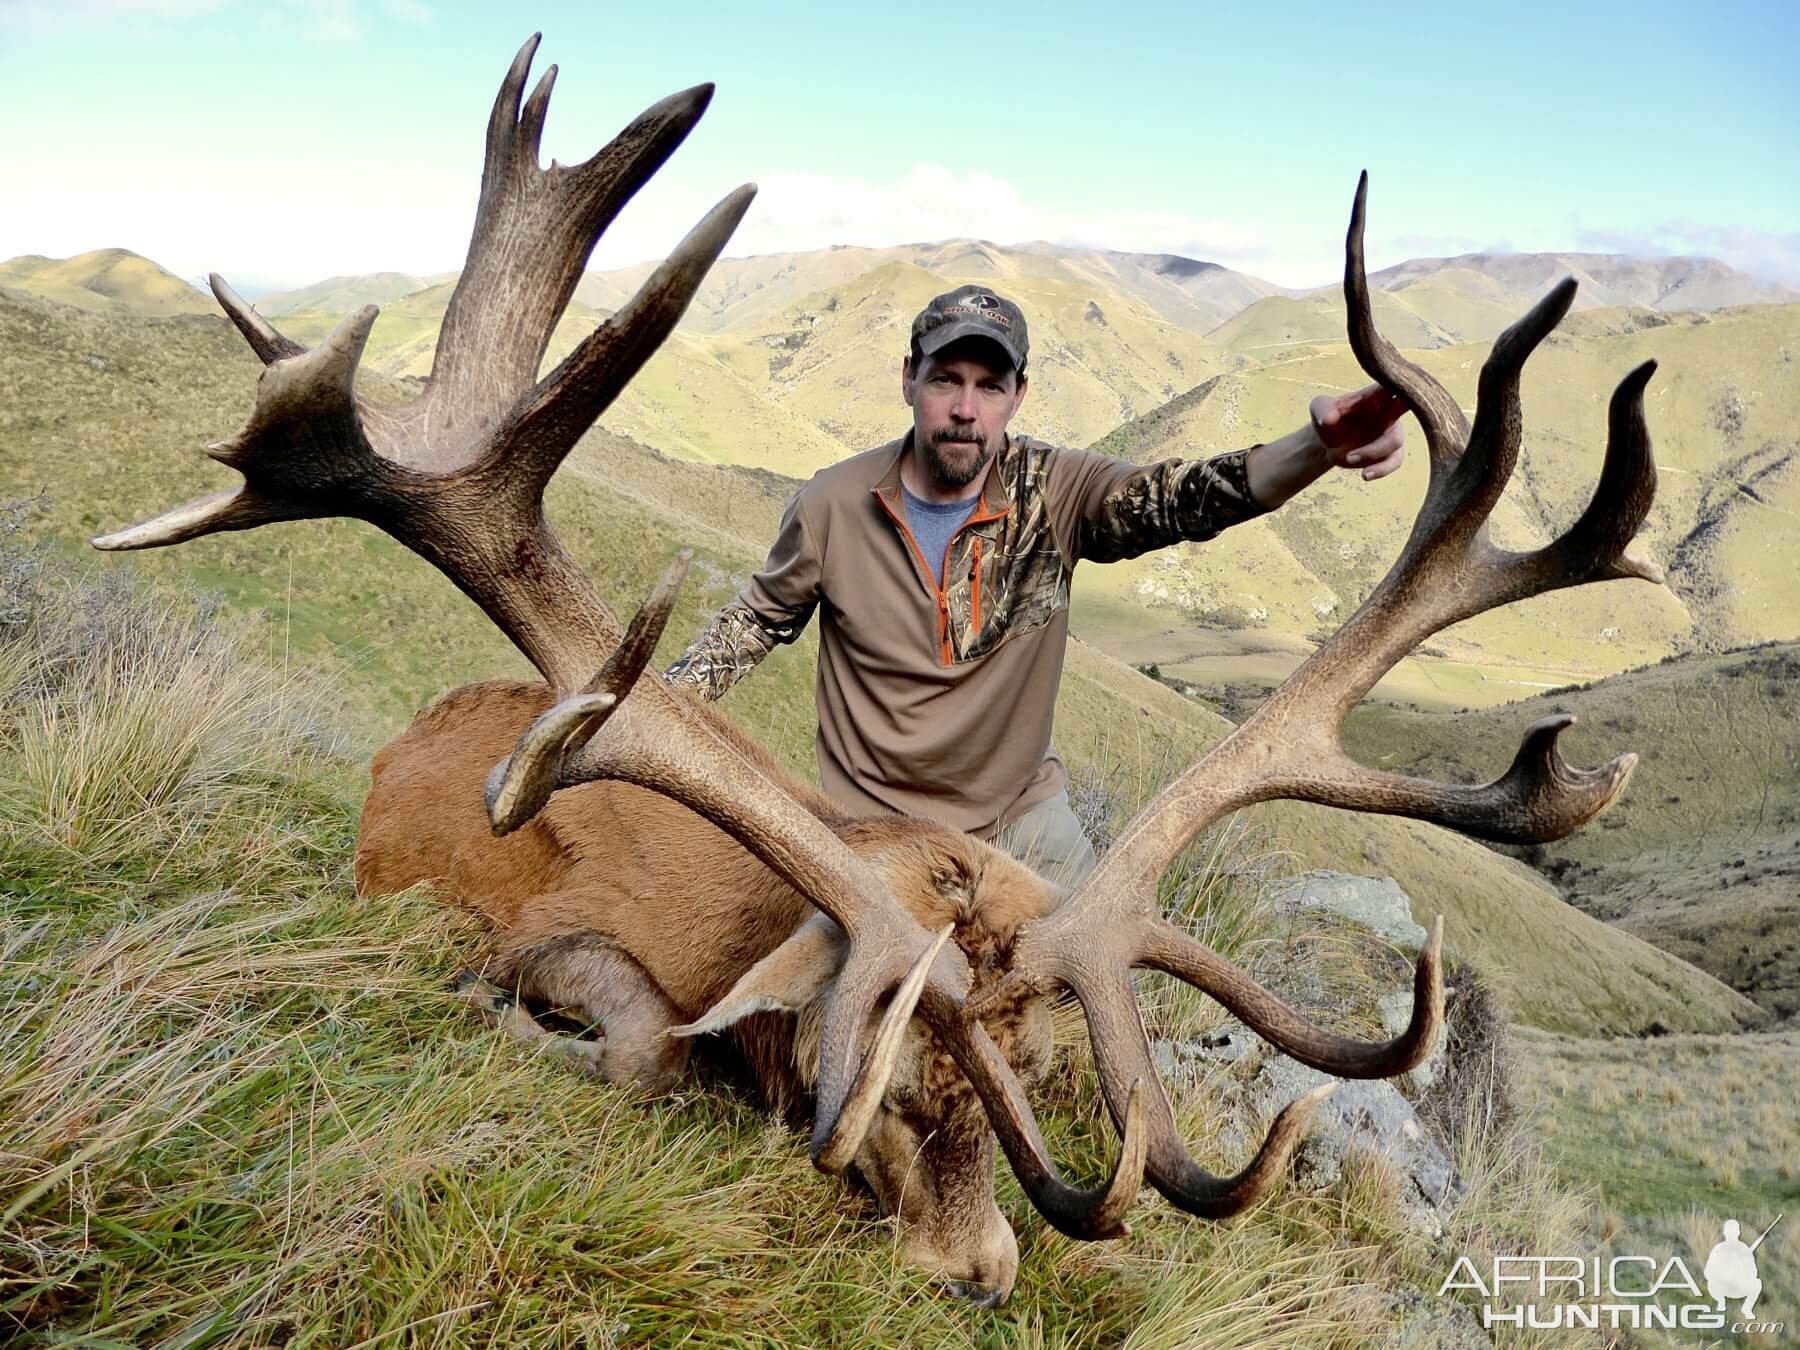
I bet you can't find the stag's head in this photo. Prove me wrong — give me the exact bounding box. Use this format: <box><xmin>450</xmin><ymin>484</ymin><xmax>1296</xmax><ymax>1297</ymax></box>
<box><xmin>678</xmin><ymin>823</ymin><xmax>1063</xmax><ymax>1301</ymax></box>
<box><xmin>97</xmin><ymin>34</ymin><xmax>1660</xmax><ymax>1304</ymax></box>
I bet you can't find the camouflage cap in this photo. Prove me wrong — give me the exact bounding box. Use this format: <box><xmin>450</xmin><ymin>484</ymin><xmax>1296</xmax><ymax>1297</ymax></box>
<box><xmin>910</xmin><ymin>287</ymin><xmax>1029</xmax><ymax>373</ymax></box>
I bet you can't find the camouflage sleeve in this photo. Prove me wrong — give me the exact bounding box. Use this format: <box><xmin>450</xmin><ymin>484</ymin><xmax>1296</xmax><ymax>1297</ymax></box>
<box><xmin>664</xmin><ymin>604</ymin><xmax>796</xmax><ymax>701</ymax></box>
<box><xmin>1046</xmin><ymin>445</ymin><xmax>1272</xmax><ymax>565</ymax></box>
<box><xmin>664</xmin><ymin>488</ymin><xmax>823</xmax><ymax>701</ymax></box>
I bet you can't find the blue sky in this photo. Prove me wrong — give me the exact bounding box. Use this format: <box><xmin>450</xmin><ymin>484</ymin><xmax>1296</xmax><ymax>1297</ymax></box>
<box><xmin>3</xmin><ymin>0</ymin><xmax>1797</xmax><ymax>292</ymax></box>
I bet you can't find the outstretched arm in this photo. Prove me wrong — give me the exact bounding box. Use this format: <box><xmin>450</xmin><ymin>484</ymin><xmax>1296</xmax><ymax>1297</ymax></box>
<box><xmin>1048</xmin><ymin>384</ymin><xmax>1409</xmax><ymax>565</ymax></box>
<box><xmin>665</xmin><ymin>490</ymin><xmax>823</xmax><ymax>700</ymax></box>
<box><xmin>1246</xmin><ymin>384</ymin><xmax>1408</xmax><ymax>509</ymax></box>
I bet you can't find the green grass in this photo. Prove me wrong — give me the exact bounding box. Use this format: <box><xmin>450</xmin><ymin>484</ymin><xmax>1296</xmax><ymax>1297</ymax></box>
<box><xmin>1339</xmin><ymin>644</ymin><xmax>1800</xmax><ymax>1018</ymax></box>
<box><xmin>1510</xmin><ymin>1027</ymin><xmax>1800</xmax><ymax>1348</ymax></box>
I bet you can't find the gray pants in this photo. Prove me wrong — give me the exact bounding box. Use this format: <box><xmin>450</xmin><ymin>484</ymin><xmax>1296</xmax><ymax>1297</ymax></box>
<box><xmin>990</xmin><ymin>788</ymin><xmax>1098</xmax><ymax>887</ymax></box>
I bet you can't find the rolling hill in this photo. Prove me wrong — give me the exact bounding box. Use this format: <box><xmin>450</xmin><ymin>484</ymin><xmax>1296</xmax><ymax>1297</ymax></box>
<box><xmin>1338</xmin><ymin>644</ymin><xmax>1800</xmax><ymax>1019</ymax></box>
<box><xmin>0</xmin><ymin>248</ymin><xmax>212</xmax><ymax>316</ymax></box>
<box><xmin>1210</xmin><ymin>252</ymin><xmax>1795</xmax><ymax>356</ymax></box>
<box><xmin>570</xmin><ymin>238</ymin><xmax>1287</xmax><ymax>338</ymax></box>
<box><xmin>10</xmin><ymin>240</ymin><xmax>1794</xmax><ymax>693</ymax></box>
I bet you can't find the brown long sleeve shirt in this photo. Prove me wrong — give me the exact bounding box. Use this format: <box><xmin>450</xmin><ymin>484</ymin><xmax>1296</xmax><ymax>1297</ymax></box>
<box><xmin>665</xmin><ymin>432</ymin><xmax>1270</xmax><ymax>838</ymax></box>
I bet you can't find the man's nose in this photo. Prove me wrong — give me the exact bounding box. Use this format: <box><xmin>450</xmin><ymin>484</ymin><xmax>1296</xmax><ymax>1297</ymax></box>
<box><xmin>950</xmin><ymin>386</ymin><xmax>980</xmax><ymax>420</ymax></box>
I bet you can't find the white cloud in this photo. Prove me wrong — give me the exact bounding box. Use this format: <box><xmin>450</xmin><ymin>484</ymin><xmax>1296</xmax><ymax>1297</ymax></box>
<box><xmin>584</xmin><ymin>164</ymin><xmax>1507</xmax><ymax>290</ymax></box>
<box><xmin>1575</xmin><ymin>222</ymin><xmax>1800</xmax><ymax>289</ymax></box>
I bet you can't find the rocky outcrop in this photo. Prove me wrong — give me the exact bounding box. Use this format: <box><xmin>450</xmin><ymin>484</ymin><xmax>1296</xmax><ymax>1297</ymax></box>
<box><xmin>1272</xmin><ymin>869</ymin><xmax>1429</xmax><ymax>951</ymax></box>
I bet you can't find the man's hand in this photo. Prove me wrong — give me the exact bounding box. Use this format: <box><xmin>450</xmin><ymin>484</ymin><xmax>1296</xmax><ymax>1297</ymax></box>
<box><xmin>1310</xmin><ymin>384</ymin><xmax>1407</xmax><ymax>481</ymax></box>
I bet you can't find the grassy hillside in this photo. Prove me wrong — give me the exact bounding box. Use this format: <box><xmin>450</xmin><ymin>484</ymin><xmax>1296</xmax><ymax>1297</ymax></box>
<box><xmin>271</xmin><ymin>254</ymin><xmax>1238</xmax><ymax>473</ymax></box>
<box><xmin>44</xmin><ymin>240</ymin><xmax>1790</xmax><ymax>694</ymax></box>
<box><xmin>257</xmin><ymin>270</ymin><xmax>441</xmax><ymax>315</ymax></box>
<box><xmin>0</xmin><ymin>285</ymin><xmax>1763</xmax><ymax>1039</ymax></box>
<box><xmin>1204</xmin><ymin>289</ymin><xmax>1455</xmax><ymax>356</ymax></box>
<box><xmin>1089</xmin><ymin>301</ymin><xmax>1800</xmax><ymax>685</ymax></box>
<box><xmin>1512</xmin><ymin>1025</ymin><xmax>1799</xmax><ymax>1347</ymax></box>
<box><xmin>0</xmin><ymin>248</ymin><xmax>212</xmax><ymax>316</ymax></box>
<box><xmin>1340</xmin><ymin>645</ymin><xmax>1800</xmax><ymax>1019</ymax></box>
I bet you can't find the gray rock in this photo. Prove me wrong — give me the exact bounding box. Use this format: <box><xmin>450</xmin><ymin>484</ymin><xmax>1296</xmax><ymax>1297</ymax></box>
<box><xmin>1246</xmin><ymin>1054</ymin><xmax>1463</xmax><ymax>1238</ymax></box>
<box><xmin>1272</xmin><ymin>870</ymin><xmax>1428</xmax><ymax>952</ymax></box>
<box><xmin>1152</xmin><ymin>1026</ymin><xmax>1257</xmax><ymax>1082</ymax></box>
<box><xmin>1378</xmin><ymin>989</ymin><xmax>1444</xmax><ymax>1089</ymax></box>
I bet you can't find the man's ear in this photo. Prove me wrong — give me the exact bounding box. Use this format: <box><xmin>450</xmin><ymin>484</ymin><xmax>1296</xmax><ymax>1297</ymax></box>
<box><xmin>901</xmin><ymin>354</ymin><xmax>917</xmax><ymax>408</ymax></box>
<box><xmin>666</xmin><ymin>913</ymin><xmax>845</xmax><ymax>1037</ymax></box>
<box><xmin>1009</xmin><ymin>371</ymin><xmax>1029</xmax><ymax>418</ymax></box>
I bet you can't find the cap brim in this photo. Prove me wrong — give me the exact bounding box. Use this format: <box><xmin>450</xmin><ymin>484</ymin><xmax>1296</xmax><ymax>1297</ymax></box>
<box><xmin>917</xmin><ymin>319</ymin><xmax>1024</xmax><ymax>370</ymax></box>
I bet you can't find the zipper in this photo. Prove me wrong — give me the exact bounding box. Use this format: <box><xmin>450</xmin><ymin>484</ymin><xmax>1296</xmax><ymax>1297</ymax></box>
<box><xmin>874</xmin><ymin>489</ymin><xmax>1008</xmax><ymax>668</ymax></box>
<box><xmin>970</xmin><ymin>537</ymin><xmax>983</xmax><ymax>631</ymax></box>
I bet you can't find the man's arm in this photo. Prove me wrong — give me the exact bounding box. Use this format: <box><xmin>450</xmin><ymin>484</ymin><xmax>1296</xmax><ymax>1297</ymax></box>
<box><xmin>1049</xmin><ymin>384</ymin><xmax>1409</xmax><ymax>563</ymax></box>
<box><xmin>664</xmin><ymin>489</ymin><xmax>823</xmax><ymax>701</ymax></box>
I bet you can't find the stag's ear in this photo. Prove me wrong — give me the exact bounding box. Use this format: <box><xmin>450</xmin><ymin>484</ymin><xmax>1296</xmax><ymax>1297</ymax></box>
<box><xmin>667</xmin><ymin>913</ymin><xmax>847</xmax><ymax>1038</ymax></box>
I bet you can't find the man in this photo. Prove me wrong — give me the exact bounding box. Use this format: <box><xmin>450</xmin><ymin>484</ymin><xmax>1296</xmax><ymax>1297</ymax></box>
<box><xmin>666</xmin><ymin>287</ymin><xmax>1405</xmax><ymax>883</ymax></box>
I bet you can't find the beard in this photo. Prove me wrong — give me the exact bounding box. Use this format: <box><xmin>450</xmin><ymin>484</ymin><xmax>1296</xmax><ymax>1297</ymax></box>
<box><xmin>924</xmin><ymin>425</ymin><xmax>994</xmax><ymax>488</ymax></box>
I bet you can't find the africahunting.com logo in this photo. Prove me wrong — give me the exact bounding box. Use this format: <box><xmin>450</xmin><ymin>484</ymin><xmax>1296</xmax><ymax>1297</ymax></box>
<box><xmin>1440</xmin><ymin>1215</ymin><xmax>1783</xmax><ymax>1334</ymax></box>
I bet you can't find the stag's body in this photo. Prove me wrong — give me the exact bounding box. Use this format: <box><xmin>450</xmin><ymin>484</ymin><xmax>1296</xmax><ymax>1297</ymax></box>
<box><xmin>357</xmin><ymin>677</ymin><xmax>1054</xmax><ymax>1093</ymax></box>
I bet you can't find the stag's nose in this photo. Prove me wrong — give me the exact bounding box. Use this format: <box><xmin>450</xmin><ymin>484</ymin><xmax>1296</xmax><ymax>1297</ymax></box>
<box><xmin>943</xmin><ymin>1280</ymin><xmax>1008</xmax><ymax>1309</ymax></box>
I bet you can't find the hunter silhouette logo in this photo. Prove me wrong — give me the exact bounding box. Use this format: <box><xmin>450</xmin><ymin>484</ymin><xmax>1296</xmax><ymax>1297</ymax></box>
<box><xmin>1439</xmin><ymin>1214</ymin><xmax>1784</xmax><ymax>1334</ymax></box>
<box><xmin>1704</xmin><ymin>1216</ymin><xmax>1781</xmax><ymax>1320</ymax></box>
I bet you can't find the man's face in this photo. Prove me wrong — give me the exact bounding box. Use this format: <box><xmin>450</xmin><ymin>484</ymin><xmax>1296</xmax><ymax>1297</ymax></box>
<box><xmin>902</xmin><ymin>341</ymin><xmax>1028</xmax><ymax>489</ymax></box>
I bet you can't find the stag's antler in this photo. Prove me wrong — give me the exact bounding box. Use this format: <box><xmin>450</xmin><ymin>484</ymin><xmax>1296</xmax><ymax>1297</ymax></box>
<box><xmin>944</xmin><ymin>171</ymin><xmax>1663</xmax><ymax>1217</ymax></box>
<box><xmin>94</xmin><ymin>36</ymin><xmax>1147</xmax><ymax>1237</ymax></box>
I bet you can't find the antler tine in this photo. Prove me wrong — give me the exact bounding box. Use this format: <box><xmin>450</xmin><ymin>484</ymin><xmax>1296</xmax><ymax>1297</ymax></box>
<box><xmin>812</xmin><ymin>926</ymin><xmax>956</xmax><ymax>1173</ymax></box>
<box><xmin>1450</xmin><ymin>277</ymin><xmax>1579</xmax><ymax>532</ymax></box>
<box><xmin>1525</xmin><ymin>359</ymin><xmax>1663</xmax><ymax>588</ymax></box>
<box><xmin>485</xmin><ymin>551</ymin><xmax>692</xmax><ymax>834</ymax></box>
<box><xmin>1067</xmin><ymin>971</ymin><xmax>1336</xmax><ymax>1219</ymax></box>
<box><xmin>425</xmin><ymin>33</ymin><xmax>717</xmax><ymax>444</ymax></box>
<box><xmin>93</xmin><ymin>304</ymin><xmax>386</xmax><ymax>553</ymax></box>
<box><xmin>210</xmin><ymin>273</ymin><xmax>303</xmax><ymax>365</ymax></box>
<box><xmin>494</xmin><ymin>184</ymin><xmax>759</xmax><ymax>502</ymax></box>
<box><xmin>1288</xmin><ymin>713</ymin><xmax>1639</xmax><ymax>843</ymax></box>
<box><xmin>1140</xmin><ymin>916</ymin><xmax>1445</xmax><ymax>1078</ymax></box>
<box><xmin>1346</xmin><ymin>171</ymin><xmax>1470</xmax><ymax>469</ymax></box>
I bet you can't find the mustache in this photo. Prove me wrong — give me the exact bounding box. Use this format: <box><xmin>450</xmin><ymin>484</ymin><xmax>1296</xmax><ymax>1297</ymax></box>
<box><xmin>930</xmin><ymin>425</ymin><xmax>985</xmax><ymax>446</ymax></box>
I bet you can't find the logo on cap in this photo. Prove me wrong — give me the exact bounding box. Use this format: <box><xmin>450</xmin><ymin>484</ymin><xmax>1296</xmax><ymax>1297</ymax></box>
<box><xmin>942</xmin><ymin>292</ymin><xmax>1012</xmax><ymax>326</ymax></box>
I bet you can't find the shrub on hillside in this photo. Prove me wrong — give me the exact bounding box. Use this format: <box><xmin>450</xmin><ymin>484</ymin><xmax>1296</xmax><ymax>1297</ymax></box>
<box><xmin>0</xmin><ymin>497</ymin><xmax>354</xmax><ymax>895</ymax></box>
